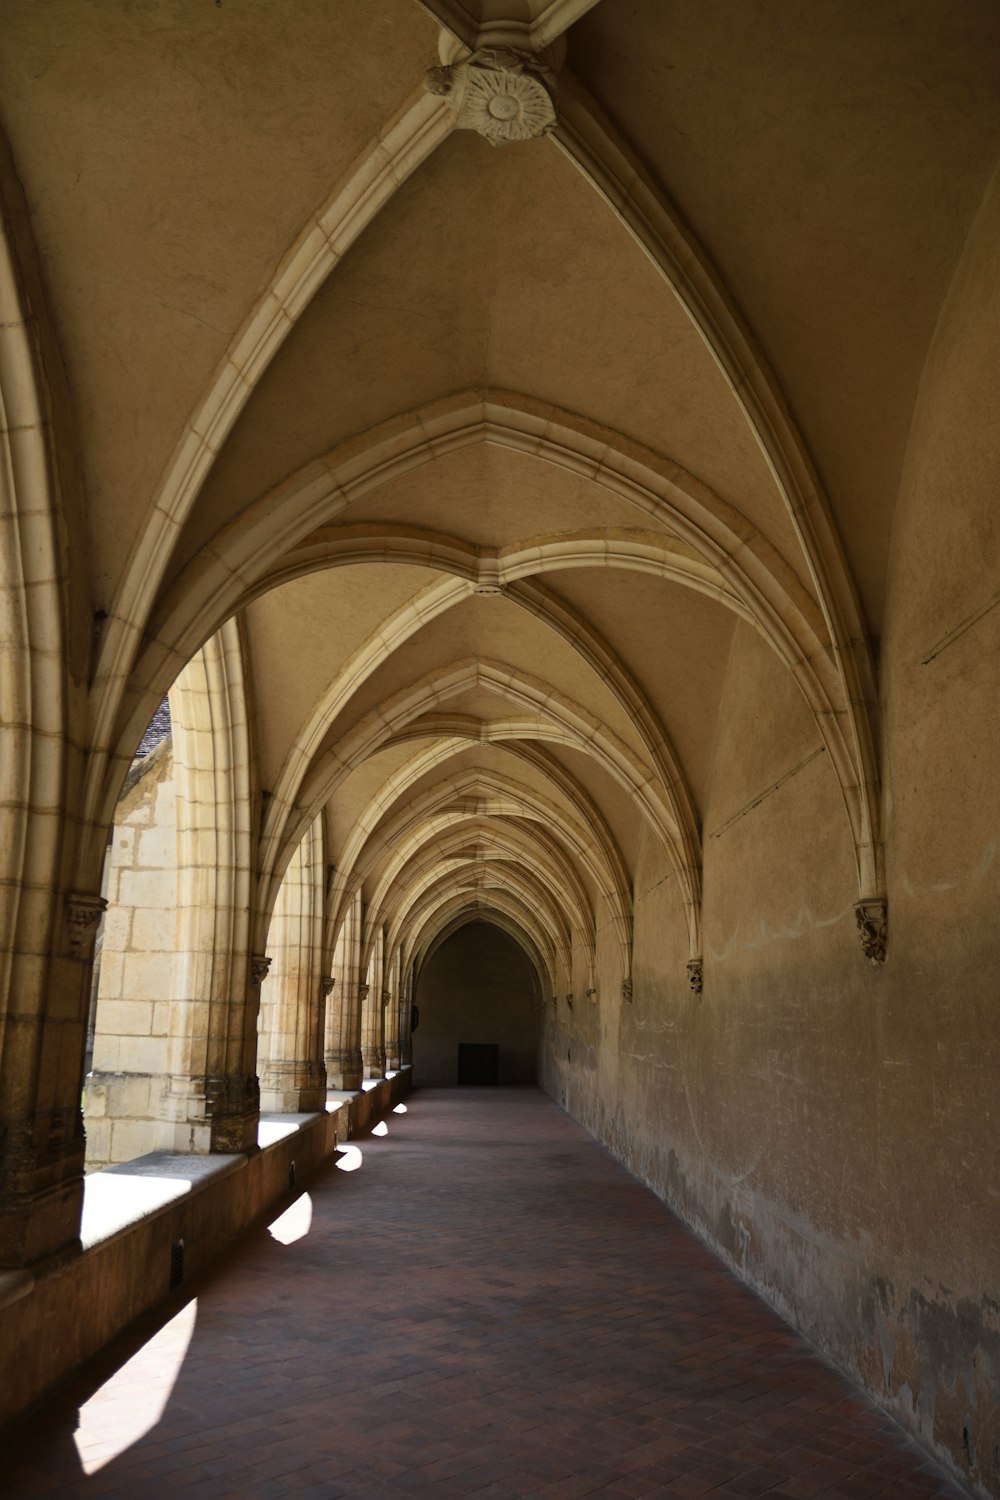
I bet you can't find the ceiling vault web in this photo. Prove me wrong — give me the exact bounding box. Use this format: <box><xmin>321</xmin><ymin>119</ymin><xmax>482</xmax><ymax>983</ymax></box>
<box><xmin>67</xmin><ymin>0</ymin><xmax>888</xmax><ymax>983</ymax></box>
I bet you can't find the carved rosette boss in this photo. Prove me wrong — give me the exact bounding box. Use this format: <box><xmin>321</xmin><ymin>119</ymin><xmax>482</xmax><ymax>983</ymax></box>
<box><xmin>854</xmin><ymin>898</ymin><xmax>887</xmax><ymax>965</ymax></box>
<box><xmin>425</xmin><ymin>48</ymin><xmax>557</xmax><ymax>146</ymax></box>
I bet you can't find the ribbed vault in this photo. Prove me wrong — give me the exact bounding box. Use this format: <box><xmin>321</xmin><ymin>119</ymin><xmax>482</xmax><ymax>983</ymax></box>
<box><xmin>8</xmin><ymin>0</ymin><xmax>991</xmax><ymax>1100</ymax></box>
<box><xmin>3</xmin><ymin>6</ymin><xmax>1000</xmax><ymax>1487</ymax></box>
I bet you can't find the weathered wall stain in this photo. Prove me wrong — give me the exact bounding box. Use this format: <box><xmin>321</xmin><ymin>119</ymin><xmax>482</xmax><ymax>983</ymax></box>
<box><xmin>544</xmin><ymin>1022</ymin><xmax>1000</xmax><ymax>1499</ymax></box>
<box><xmin>540</xmin><ymin>550</ymin><xmax>1000</xmax><ymax>1496</ymax></box>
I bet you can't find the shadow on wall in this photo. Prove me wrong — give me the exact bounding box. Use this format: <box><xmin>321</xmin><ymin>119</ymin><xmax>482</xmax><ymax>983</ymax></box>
<box><xmin>412</xmin><ymin>920</ymin><xmax>540</xmax><ymax>1086</ymax></box>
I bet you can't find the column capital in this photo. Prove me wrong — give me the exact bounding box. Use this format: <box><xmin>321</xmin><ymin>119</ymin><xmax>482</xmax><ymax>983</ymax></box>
<box><xmin>854</xmin><ymin>897</ymin><xmax>887</xmax><ymax>965</ymax></box>
<box><xmin>63</xmin><ymin>892</ymin><xmax>107</xmax><ymax>958</ymax></box>
<box><xmin>250</xmin><ymin>954</ymin><xmax>272</xmax><ymax>986</ymax></box>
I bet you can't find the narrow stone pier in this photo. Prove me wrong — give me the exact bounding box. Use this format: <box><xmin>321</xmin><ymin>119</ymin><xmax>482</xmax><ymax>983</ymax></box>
<box><xmin>5</xmin><ymin>1090</ymin><xmax>968</xmax><ymax>1498</ymax></box>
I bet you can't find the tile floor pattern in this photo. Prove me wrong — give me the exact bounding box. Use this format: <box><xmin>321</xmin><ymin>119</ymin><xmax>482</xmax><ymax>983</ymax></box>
<box><xmin>4</xmin><ymin>1088</ymin><xmax>970</xmax><ymax>1499</ymax></box>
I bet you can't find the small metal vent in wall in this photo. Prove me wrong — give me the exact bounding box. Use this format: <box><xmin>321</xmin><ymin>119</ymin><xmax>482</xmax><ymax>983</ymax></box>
<box><xmin>169</xmin><ymin>1238</ymin><xmax>185</xmax><ymax>1290</ymax></box>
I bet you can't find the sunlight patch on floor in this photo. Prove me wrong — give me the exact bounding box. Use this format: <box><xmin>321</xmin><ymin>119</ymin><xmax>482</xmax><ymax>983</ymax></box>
<box><xmin>73</xmin><ymin>1299</ymin><xmax>198</xmax><ymax>1474</ymax></box>
<box><xmin>268</xmin><ymin>1192</ymin><xmax>313</xmax><ymax>1245</ymax></box>
<box><xmin>393</xmin><ymin>1103</ymin><xmax>407</xmax><ymax>1114</ymax></box>
<box><xmin>371</xmin><ymin>1120</ymin><xmax>389</xmax><ymax>1137</ymax></box>
<box><xmin>335</xmin><ymin>1144</ymin><xmax>363</xmax><ymax>1172</ymax></box>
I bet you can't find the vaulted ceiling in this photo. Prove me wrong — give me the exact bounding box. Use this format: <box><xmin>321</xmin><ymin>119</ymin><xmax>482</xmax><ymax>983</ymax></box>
<box><xmin>4</xmin><ymin>0</ymin><xmax>999</xmax><ymax>980</ymax></box>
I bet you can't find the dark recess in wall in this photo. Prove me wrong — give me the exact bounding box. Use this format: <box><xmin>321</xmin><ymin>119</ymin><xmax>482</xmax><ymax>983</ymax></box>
<box><xmin>413</xmin><ymin>920</ymin><xmax>540</xmax><ymax>1086</ymax></box>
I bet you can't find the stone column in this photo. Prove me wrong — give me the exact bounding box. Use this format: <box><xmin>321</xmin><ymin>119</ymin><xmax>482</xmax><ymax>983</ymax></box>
<box><xmin>383</xmin><ymin>949</ymin><xmax>401</xmax><ymax>1070</ymax></box>
<box><xmin>258</xmin><ymin>820</ymin><xmax>327</xmax><ymax>1113</ymax></box>
<box><xmin>0</xmin><ymin>890</ymin><xmax>102</xmax><ymax>1267</ymax></box>
<box><xmin>360</xmin><ymin>925</ymin><xmax>386</xmax><ymax>1079</ymax></box>
<box><xmin>0</xmin><ymin>188</ymin><xmax>94</xmax><ymax>1265</ymax></box>
<box><xmin>399</xmin><ymin>962</ymin><xmax>414</xmax><ymax>1067</ymax></box>
<box><xmin>325</xmin><ymin>890</ymin><xmax>363</xmax><ymax>1089</ymax></box>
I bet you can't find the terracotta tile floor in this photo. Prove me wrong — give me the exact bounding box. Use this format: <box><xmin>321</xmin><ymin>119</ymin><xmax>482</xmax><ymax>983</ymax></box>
<box><xmin>5</xmin><ymin>1088</ymin><xmax>969</xmax><ymax>1499</ymax></box>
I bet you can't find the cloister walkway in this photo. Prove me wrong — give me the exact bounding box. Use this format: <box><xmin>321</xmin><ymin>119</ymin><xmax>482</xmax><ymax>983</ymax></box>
<box><xmin>6</xmin><ymin>1089</ymin><xmax>966</xmax><ymax>1499</ymax></box>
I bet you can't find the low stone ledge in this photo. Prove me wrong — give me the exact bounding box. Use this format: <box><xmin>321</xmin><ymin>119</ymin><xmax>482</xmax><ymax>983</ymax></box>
<box><xmin>0</xmin><ymin>1069</ymin><xmax>411</xmax><ymax>1433</ymax></box>
<box><xmin>257</xmin><ymin>1112</ymin><xmax>315</xmax><ymax>1149</ymax></box>
<box><xmin>82</xmin><ymin>1151</ymin><xmax>245</xmax><ymax>1252</ymax></box>
<box><xmin>345</xmin><ymin>1067</ymin><xmax>411</xmax><ymax>1137</ymax></box>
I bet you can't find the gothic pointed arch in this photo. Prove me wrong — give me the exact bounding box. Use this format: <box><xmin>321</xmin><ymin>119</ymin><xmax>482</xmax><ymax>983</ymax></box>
<box><xmin>166</xmin><ymin>619</ymin><xmax>258</xmax><ymax>1153</ymax></box>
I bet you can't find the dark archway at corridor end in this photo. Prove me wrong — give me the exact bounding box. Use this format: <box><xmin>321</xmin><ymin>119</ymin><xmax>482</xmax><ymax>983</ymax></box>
<box><xmin>412</xmin><ymin>920</ymin><xmax>542</xmax><ymax>1086</ymax></box>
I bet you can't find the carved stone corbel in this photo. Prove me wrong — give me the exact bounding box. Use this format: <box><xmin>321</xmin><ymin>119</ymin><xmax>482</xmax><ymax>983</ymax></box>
<box><xmin>250</xmin><ymin>954</ymin><xmax>272</xmax><ymax>986</ymax></box>
<box><xmin>320</xmin><ymin>976</ymin><xmax>336</xmax><ymax>998</ymax></box>
<box><xmin>425</xmin><ymin>47</ymin><xmax>557</xmax><ymax>146</ymax></box>
<box><xmin>565</xmin><ymin>993</ymin><xmax>573</xmax><ymax>1011</ymax></box>
<box><xmin>686</xmin><ymin>959</ymin><xmax>703</xmax><ymax>995</ymax></box>
<box><xmin>586</xmin><ymin>987</ymin><xmax>597</xmax><ymax>1003</ymax></box>
<box><xmin>854</xmin><ymin>898</ymin><xmax>887</xmax><ymax>965</ymax></box>
<box><xmin>621</xmin><ymin>978</ymin><xmax>633</xmax><ymax>1004</ymax></box>
<box><xmin>358</xmin><ymin>982</ymin><xmax>370</xmax><ymax>1003</ymax></box>
<box><xmin>64</xmin><ymin>892</ymin><xmax>107</xmax><ymax>958</ymax></box>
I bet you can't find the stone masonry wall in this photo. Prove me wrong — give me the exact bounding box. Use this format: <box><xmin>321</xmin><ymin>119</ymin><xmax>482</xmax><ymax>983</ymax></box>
<box><xmin>85</xmin><ymin>742</ymin><xmax>178</xmax><ymax>1169</ymax></box>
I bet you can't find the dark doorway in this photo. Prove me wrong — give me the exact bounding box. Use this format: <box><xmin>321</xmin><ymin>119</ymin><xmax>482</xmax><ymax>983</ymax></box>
<box><xmin>412</xmin><ymin>921</ymin><xmax>540</xmax><ymax>1085</ymax></box>
<box><xmin>457</xmin><ymin>1042</ymin><xmax>500</xmax><ymax>1085</ymax></box>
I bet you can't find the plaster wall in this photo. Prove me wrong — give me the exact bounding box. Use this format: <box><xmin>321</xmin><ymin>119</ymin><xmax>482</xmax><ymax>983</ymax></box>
<box><xmin>543</xmin><ymin>519</ymin><xmax>1000</xmax><ymax>1500</ymax></box>
<box><xmin>413</xmin><ymin>922</ymin><xmax>540</xmax><ymax>1086</ymax></box>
